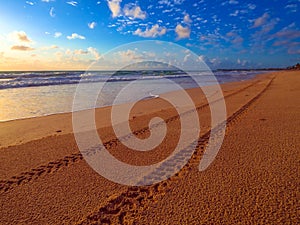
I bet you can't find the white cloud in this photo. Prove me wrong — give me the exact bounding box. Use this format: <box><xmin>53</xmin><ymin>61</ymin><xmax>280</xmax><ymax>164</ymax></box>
<box><xmin>285</xmin><ymin>4</ymin><xmax>297</xmax><ymax>13</ymax></box>
<box><xmin>26</xmin><ymin>1</ymin><xmax>34</xmax><ymax>5</ymax></box>
<box><xmin>158</xmin><ymin>0</ymin><xmax>185</xmax><ymax>6</ymax></box>
<box><xmin>237</xmin><ymin>58</ymin><xmax>248</xmax><ymax>66</ymax></box>
<box><xmin>49</xmin><ymin>7</ymin><xmax>55</xmax><ymax>17</ymax></box>
<box><xmin>183</xmin><ymin>13</ymin><xmax>192</xmax><ymax>24</ymax></box>
<box><xmin>88</xmin><ymin>47</ymin><xmax>101</xmax><ymax>60</ymax></box>
<box><xmin>285</xmin><ymin>4</ymin><xmax>297</xmax><ymax>9</ymax></box>
<box><xmin>67</xmin><ymin>33</ymin><xmax>86</xmax><ymax>40</ymax></box>
<box><xmin>252</xmin><ymin>13</ymin><xmax>269</xmax><ymax>28</ymax></box>
<box><xmin>162</xmin><ymin>9</ymin><xmax>173</xmax><ymax>13</ymax></box>
<box><xmin>67</xmin><ymin>1</ymin><xmax>78</xmax><ymax>7</ymax></box>
<box><xmin>230</xmin><ymin>10</ymin><xmax>239</xmax><ymax>17</ymax></box>
<box><xmin>123</xmin><ymin>4</ymin><xmax>147</xmax><ymax>19</ymax></box>
<box><xmin>133</xmin><ymin>24</ymin><xmax>167</xmax><ymax>38</ymax></box>
<box><xmin>175</xmin><ymin>24</ymin><xmax>190</xmax><ymax>39</ymax></box>
<box><xmin>54</xmin><ymin>32</ymin><xmax>62</xmax><ymax>38</ymax></box>
<box><xmin>198</xmin><ymin>55</ymin><xmax>206</xmax><ymax>62</ymax></box>
<box><xmin>229</xmin><ymin>0</ymin><xmax>238</xmax><ymax>4</ymax></box>
<box><xmin>183</xmin><ymin>53</ymin><xmax>191</xmax><ymax>62</ymax></box>
<box><xmin>107</xmin><ymin>0</ymin><xmax>122</xmax><ymax>18</ymax></box>
<box><xmin>41</xmin><ymin>0</ymin><xmax>55</xmax><ymax>2</ymax></box>
<box><xmin>158</xmin><ymin>0</ymin><xmax>172</xmax><ymax>6</ymax></box>
<box><xmin>88</xmin><ymin>22</ymin><xmax>97</xmax><ymax>29</ymax></box>
<box><xmin>247</xmin><ymin>4</ymin><xmax>256</xmax><ymax>10</ymax></box>
<box><xmin>174</xmin><ymin>0</ymin><xmax>185</xmax><ymax>4</ymax></box>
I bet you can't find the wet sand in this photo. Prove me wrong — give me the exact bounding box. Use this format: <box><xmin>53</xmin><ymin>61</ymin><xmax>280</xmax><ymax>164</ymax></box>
<box><xmin>0</xmin><ymin>71</ymin><xmax>299</xmax><ymax>224</ymax></box>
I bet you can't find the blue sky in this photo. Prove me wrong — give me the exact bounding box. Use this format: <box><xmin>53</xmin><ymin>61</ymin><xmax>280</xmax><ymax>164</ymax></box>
<box><xmin>0</xmin><ymin>0</ymin><xmax>299</xmax><ymax>70</ymax></box>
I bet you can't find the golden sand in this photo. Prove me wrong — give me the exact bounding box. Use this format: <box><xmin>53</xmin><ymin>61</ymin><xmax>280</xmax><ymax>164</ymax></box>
<box><xmin>0</xmin><ymin>71</ymin><xmax>299</xmax><ymax>224</ymax></box>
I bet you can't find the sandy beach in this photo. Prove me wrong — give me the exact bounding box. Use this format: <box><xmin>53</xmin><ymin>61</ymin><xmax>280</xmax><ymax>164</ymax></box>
<box><xmin>0</xmin><ymin>70</ymin><xmax>299</xmax><ymax>224</ymax></box>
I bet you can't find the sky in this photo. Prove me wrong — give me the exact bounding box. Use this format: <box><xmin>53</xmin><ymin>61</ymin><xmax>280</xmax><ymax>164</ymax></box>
<box><xmin>0</xmin><ymin>0</ymin><xmax>299</xmax><ymax>70</ymax></box>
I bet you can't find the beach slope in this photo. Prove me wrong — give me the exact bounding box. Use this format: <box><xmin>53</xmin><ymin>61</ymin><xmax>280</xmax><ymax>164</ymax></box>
<box><xmin>0</xmin><ymin>71</ymin><xmax>299</xmax><ymax>224</ymax></box>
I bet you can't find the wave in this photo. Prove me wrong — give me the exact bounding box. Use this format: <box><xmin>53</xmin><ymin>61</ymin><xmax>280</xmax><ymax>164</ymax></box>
<box><xmin>0</xmin><ymin>70</ymin><xmax>270</xmax><ymax>90</ymax></box>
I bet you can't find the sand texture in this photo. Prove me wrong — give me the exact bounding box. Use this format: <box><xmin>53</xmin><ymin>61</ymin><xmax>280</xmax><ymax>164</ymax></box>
<box><xmin>0</xmin><ymin>71</ymin><xmax>299</xmax><ymax>224</ymax></box>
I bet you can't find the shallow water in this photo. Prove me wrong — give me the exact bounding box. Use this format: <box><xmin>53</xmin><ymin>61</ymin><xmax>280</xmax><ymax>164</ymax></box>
<box><xmin>0</xmin><ymin>70</ymin><xmax>271</xmax><ymax>122</ymax></box>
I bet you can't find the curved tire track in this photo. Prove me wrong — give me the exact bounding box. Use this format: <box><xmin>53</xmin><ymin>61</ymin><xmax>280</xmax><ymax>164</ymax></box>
<box><xmin>0</xmin><ymin>78</ymin><xmax>268</xmax><ymax>193</ymax></box>
<box><xmin>76</xmin><ymin>76</ymin><xmax>275</xmax><ymax>224</ymax></box>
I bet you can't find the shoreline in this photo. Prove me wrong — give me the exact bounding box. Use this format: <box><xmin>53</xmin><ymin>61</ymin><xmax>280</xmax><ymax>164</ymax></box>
<box><xmin>0</xmin><ymin>71</ymin><xmax>277</xmax><ymax>149</ymax></box>
<box><xmin>0</xmin><ymin>70</ymin><xmax>273</xmax><ymax>123</ymax></box>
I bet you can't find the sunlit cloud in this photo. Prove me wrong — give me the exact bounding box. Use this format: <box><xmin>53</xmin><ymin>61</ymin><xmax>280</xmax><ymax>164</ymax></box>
<box><xmin>270</xmin><ymin>23</ymin><xmax>300</xmax><ymax>55</ymax></box>
<box><xmin>87</xmin><ymin>47</ymin><xmax>101</xmax><ymax>60</ymax></box>
<box><xmin>183</xmin><ymin>13</ymin><xmax>192</xmax><ymax>24</ymax></box>
<box><xmin>273</xmin><ymin>29</ymin><xmax>300</xmax><ymax>39</ymax></box>
<box><xmin>41</xmin><ymin>45</ymin><xmax>59</xmax><ymax>50</ymax></box>
<box><xmin>67</xmin><ymin>33</ymin><xmax>86</xmax><ymax>40</ymax></box>
<box><xmin>0</xmin><ymin>0</ymin><xmax>298</xmax><ymax>69</ymax></box>
<box><xmin>74</xmin><ymin>49</ymin><xmax>88</xmax><ymax>55</ymax></box>
<box><xmin>115</xmin><ymin>49</ymin><xmax>143</xmax><ymax>63</ymax></box>
<box><xmin>107</xmin><ymin>0</ymin><xmax>122</xmax><ymax>18</ymax></box>
<box><xmin>226</xmin><ymin>31</ymin><xmax>244</xmax><ymax>45</ymax></box>
<box><xmin>9</xmin><ymin>31</ymin><xmax>32</xmax><ymax>43</ymax></box>
<box><xmin>133</xmin><ymin>24</ymin><xmax>167</xmax><ymax>38</ymax></box>
<box><xmin>11</xmin><ymin>45</ymin><xmax>35</xmax><ymax>51</ymax></box>
<box><xmin>175</xmin><ymin>24</ymin><xmax>190</xmax><ymax>39</ymax></box>
<box><xmin>53</xmin><ymin>47</ymin><xmax>102</xmax><ymax>64</ymax></box>
<box><xmin>252</xmin><ymin>13</ymin><xmax>269</xmax><ymax>28</ymax></box>
<box><xmin>123</xmin><ymin>4</ymin><xmax>147</xmax><ymax>19</ymax></box>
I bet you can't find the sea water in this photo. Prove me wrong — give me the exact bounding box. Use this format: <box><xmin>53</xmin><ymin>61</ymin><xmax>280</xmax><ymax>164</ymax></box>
<box><xmin>0</xmin><ymin>70</ymin><xmax>272</xmax><ymax>122</ymax></box>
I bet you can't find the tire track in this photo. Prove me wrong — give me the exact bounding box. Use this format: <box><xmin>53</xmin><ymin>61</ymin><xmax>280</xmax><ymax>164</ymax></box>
<box><xmin>0</xmin><ymin>153</ymin><xmax>83</xmax><ymax>192</ymax></box>
<box><xmin>0</xmin><ymin>79</ymin><xmax>267</xmax><ymax>193</ymax></box>
<box><xmin>77</xmin><ymin>77</ymin><xmax>275</xmax><ymax>225</ymax></box>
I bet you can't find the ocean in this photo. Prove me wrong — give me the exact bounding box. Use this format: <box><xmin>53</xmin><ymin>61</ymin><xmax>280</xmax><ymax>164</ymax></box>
<box><xmin>0</xmin><ymin>70</ymin><xmax>272</xmax><ymax>122</ymax></box>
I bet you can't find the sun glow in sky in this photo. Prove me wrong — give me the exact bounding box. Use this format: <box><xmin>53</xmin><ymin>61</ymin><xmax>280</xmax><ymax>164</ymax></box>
<box><xmin>0</xmin><ymin>0</ymin><xmax>299</xmax><ymax>71</ymax></box>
